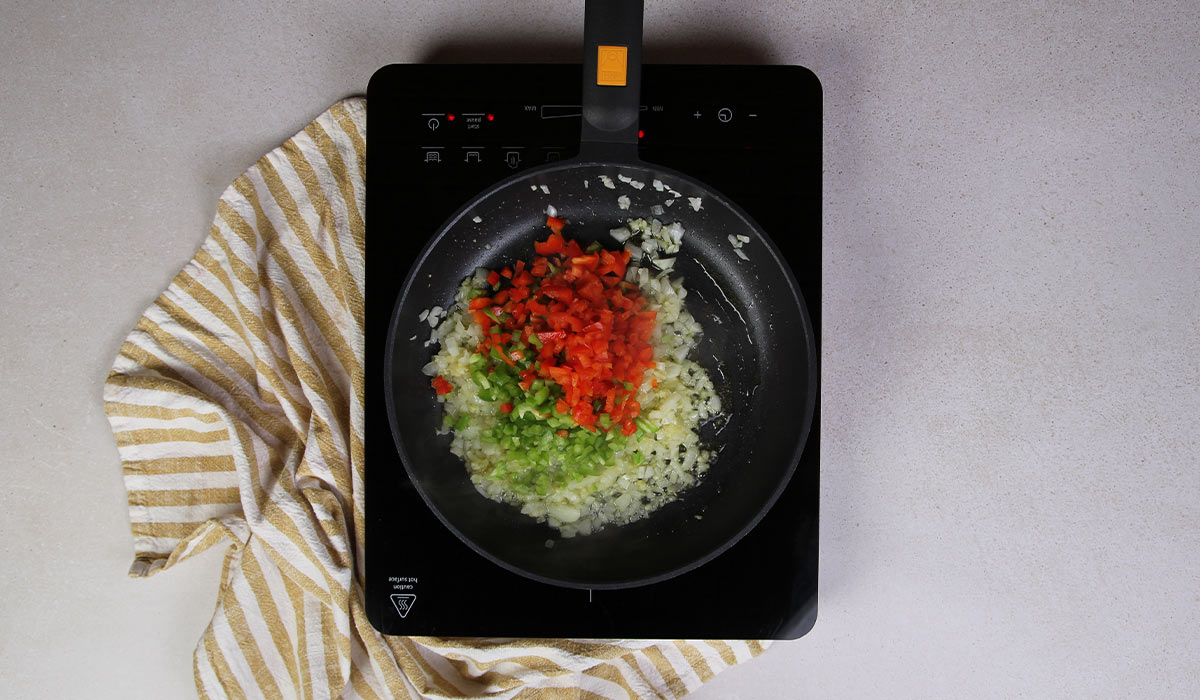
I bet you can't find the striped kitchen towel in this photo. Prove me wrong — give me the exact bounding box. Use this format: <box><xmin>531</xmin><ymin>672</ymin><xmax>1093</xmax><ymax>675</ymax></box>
<box><xmin>103</xmin><ymin>97</ymin><xmax>767</xmax><ymax>699</ymax></box>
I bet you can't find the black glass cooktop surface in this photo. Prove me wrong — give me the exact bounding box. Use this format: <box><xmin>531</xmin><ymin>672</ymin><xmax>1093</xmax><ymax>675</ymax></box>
<box><xmin>364</xmin><ymin>64</ymin><xmax>820</xmax><ymax>639</ymax></box>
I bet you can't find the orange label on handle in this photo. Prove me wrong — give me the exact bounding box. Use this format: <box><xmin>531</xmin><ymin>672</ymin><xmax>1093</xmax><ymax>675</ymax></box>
<box><xmin>596</xmin><ymin>45</ymin><xmax>628</xmax><ymax>86</ymax></box>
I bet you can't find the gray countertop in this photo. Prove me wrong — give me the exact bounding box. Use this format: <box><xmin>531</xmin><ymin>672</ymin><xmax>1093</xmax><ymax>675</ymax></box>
<box><xmin>2</xmin><ymin>1</ymin><xmax>1196</xmax><ymax>697</ymax></box>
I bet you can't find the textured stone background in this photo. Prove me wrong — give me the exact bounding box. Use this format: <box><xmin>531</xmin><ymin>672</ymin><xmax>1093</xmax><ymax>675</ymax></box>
<box><xmin>1</xmin><ymin>1</ymin><xmax>1196</xmax><ymax>697</ymax></box>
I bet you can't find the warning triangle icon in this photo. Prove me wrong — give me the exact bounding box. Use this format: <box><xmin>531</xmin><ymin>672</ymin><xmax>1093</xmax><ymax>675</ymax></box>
<box><xmin>390</xmin><ymin>593</ymin><xmax>417</xmax><ymax>618</ymax></box>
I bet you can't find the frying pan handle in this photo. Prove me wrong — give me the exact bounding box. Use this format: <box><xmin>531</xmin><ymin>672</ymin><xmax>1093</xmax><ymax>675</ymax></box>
<box><xmin>579</xmin><ymin>0</ymin><xmax>643</xmax><ymax>161</ymax></box>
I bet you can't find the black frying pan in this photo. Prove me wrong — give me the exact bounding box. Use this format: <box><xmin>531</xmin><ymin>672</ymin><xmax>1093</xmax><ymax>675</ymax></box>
<box><xmin>384</xmin><ymin>0</ymin><xmax>817</xmax><ymax>589</ymax></box>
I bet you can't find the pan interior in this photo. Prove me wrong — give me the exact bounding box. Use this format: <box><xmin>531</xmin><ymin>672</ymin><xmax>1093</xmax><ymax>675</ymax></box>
<box><xmin>384</xmin><ymin>161</ymin><xmax>815</xmax><ymax>588</ymax></box>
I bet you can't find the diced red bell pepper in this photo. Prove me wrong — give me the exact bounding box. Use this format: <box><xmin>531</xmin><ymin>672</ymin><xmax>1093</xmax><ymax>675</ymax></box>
<box><xmin>577</xmin><ymin>277</ymin><xmax>605</xmax><ymax>303</ymax></box>
<box><xmin>535</xmin><ymin>231</ymin><xmax>565</xmax><ymax>255</ymax></box>
<box><xmin>541</xmin><ymin>283</ymin><xmax>574</xmax><ymax>303</ymax></box>
<box><xmin>571</xmin><ymin>254</ymin><xmax>599</xmax><ymax>270</ymax></box>
<box><xmin>571</xmin><ymin>402</ymin><xmax>597</xmax><ymax>430</ymax></box>
<box><xmin>465</xmin><ymin>222</ymin><xmax>659</xmax><ymax>434</ymax></box>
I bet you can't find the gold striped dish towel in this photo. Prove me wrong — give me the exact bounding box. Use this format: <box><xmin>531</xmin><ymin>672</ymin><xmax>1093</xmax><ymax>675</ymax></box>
<box><xmin>104</xmin><ymin>97</ymin><xmax>767</xmax><ymax>699</ymax></box>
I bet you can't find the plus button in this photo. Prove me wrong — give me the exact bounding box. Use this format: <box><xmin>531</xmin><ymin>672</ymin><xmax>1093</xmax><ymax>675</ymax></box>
<box><xmin>693</xmin><ymin>110</ymin><xmax>702</xmax><ymax>119</ymax></box>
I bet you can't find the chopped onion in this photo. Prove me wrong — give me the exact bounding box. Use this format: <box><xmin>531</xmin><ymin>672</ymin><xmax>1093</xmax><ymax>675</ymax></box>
<box><xmin>548</xmin><ymin>503</ymin><xmax>581</xmax><ymax>523</ymax></box>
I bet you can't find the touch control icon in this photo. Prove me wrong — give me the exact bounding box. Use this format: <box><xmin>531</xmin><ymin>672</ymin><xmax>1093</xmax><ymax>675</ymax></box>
<box><xmin>427</xmin><ymin>117</ymin><xmax>440</xmax><ymax>131</ymax></box>
<box><xmin>717</xmin><ymin>107</ymin><xmax>733</xmax><ymax>123</ymax></box>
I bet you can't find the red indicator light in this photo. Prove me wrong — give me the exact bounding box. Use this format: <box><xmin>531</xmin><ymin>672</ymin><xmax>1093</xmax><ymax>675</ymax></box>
<box><xmin>637</xmin><ymin>129</ymin><xmax>645</xmax><ymax>139</ymax></box>
<box><xmin>487</xmin><ymin>113</ymin><xmax>495</xmax><ymax>121</ymax></box>
<box><xmin>447</xmin><ymin>113</ymin><xmax>456</xmax><ymax>121</ymax></box>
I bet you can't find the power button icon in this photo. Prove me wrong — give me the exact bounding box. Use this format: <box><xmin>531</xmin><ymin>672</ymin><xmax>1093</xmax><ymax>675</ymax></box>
<box><xmin>427</xmin><ymin>118</ymin><xmax>440</xmax><ymax>131</ymax></box>
<box><xmin>717</xmin><ymin>107</ymin><xmax>733</xmax><ymax>123</ymax></box>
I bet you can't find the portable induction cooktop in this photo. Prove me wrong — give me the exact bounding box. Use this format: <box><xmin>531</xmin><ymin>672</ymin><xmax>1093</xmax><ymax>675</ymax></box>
<box><xmin>364</xmin><ymin>64</ymin><xmax>820</xmax><ymax>639</ymax></box>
